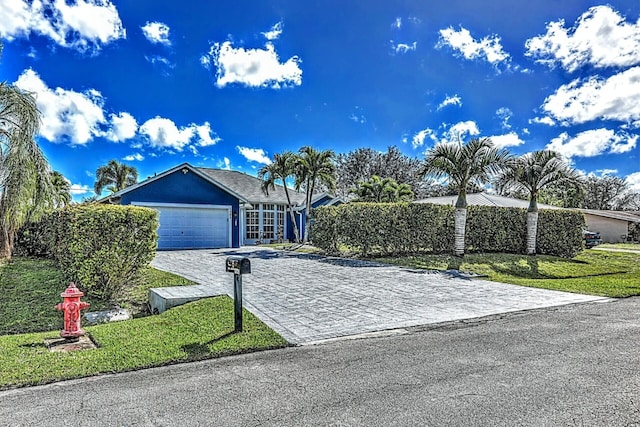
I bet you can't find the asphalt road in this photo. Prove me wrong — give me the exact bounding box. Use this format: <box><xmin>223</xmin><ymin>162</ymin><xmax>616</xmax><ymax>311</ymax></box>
<box><xmin>2</xmin><ymin>298</ymin><xmax>640</xmax><ymax>426</ymax></box>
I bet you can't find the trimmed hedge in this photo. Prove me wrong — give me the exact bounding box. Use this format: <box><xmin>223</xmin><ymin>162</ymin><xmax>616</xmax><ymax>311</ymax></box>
<box><xmin>15</xmin><ymin>205</ymin><xmax>158</xmax><ymax>301</ymax></box>
<box><xmin>312</xmin><ymin>203</ymin><xmax>584</xmax><ymax>258</ymax></box>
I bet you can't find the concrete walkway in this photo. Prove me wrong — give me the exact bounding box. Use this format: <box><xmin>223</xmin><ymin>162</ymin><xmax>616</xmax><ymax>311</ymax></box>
<box><xmin>152</xmin><ymin>248</ymin><xmax>609</xmax><ymax>344</ymax></box>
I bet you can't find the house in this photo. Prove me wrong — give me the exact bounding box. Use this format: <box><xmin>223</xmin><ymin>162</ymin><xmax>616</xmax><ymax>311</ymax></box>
<box><xmin>104</xmin><ymin>163</ymin><xmax>340</xmax><ymax>249</ymax></box>
<box><xmin>416</xmin><ymin>193</ymin><xmax>640</xmax><ymax>243</ymax></box>
<box><xmin>580</xmin><ymin>209</ymin><xmax>640</xmax><ymax>243</ymax></box>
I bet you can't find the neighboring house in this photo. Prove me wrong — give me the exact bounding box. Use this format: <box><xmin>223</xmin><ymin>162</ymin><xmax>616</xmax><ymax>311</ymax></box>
<box><xmin>415</xmin><ymin>192</ymin><xmax>560</xmax><ymax>210</ymax></box>
<box><xmin>416</xmin><ymin>193</ymin><xmax>640</xmax><ymax>243</ymax></box>
<box><xmin>103</xmin><ymin>163</ymin><xmax>340</xmax><ymax>249</ymax></box>
<box><xmin>580</xmin><ymin>210</ymin><xmax>640</xmax><ymax>243</ymax></box>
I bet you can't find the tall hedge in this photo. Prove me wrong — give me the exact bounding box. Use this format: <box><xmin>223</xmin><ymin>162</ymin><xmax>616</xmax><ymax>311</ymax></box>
<box><xmin>312</xmin><ymin>203</ymin><xmax>584</xmax><ymax>258</ymax></box>
<box><xmin>16</xmin><ymin>204</ymin><xmax>158</xmax><ymax>301</ymax></box>
<box><xmin>537</xmin><ymin>209</ymin><xmax>585</xmax><ymax>258</ymax></box>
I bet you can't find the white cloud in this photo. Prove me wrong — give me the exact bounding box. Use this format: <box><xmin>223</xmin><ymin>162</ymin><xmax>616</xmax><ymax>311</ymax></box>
<box><xmin>15</xmin><ymin>69</ymin><xmax>106</xmax><ymax>145</ymax></box>
<box><xmin>437</xmin><ymin>26</ymin><xmax>510</xmax><ymax>66</ymax></box>
<box><xmin>437</xmin><ymin>95</ymin><xmax>462</xmax><ymax>110</ymax></box>
<box><xmin>139</xmin><ymin>117</ymin><xmax>195</xmax><ymax>150</ymax></box>
<box><xmin>237</xmin><ymin>146</ymin><xmax>271</xmax><ymax>164</ymax></box>
<box><xmin>546</xmin><ymin>128</ymin><xmax>638</xmax><ymax>158</ymax></box>
<box><xmin>391</xmin><ymin>41</ymin><xmax>417</xmax><ymax>54</ymax></box>
<box><xmin>626</xmin><ymin>172</ymin><xmax>640</xmax><ymax>192</ymax></box>
<box><xmin>392</xmin><ymin>17</ymin><xmax>402</xmax><ymax>29</ymax></box>
<box><xmin>141</xmin><ymin>21</ymin><xmax>170</xmax><ymax>45</ymax></box>
<box><xmin>540</xmin><ymin>67</ymin><xmax>640</xmax><ymax>125</ymax></box>
<box><xmin>442</xmin><ymin>120</ymin><xmax>480</xmax><ymax>143</ymax></box>
<box><xmin>69</xmin><ymin>183</ymin><xmax>91</xmax><ymax>195</ymax></box>
<box><xmin>105</xmin><ymin>112</ymin><xmax>138</xmax><ymax>142</ymax></box>
<box><xmin>262</xmin><ymin>21</ymin><xmax>283</xmax><ymax>41</ymax></box>
<box><xmin>525</xmin><ymin>5</ymin><xmax>640</xmax><ymax>72</ymax></box>
<box><xmin>0</xmin><ymin>0</ymin><xmax>125</xmax><ymax>52</ymax></box>
<box><xmin>138</xmin><ymin>117</ymin><xmax>220</xmax><ymax>151</ymax></box>
<box><xmin>495</xmin><ymin>107</ymin><xmax>512</xmax><ymax>129</ymax></box>
<box><xmin>530</xmin><ymin>116</ymin><xmax>556</xmax><ymax>126</ymax></box>
<box><xmin>217</xmin><ymin>157</ymin><xmax>231</xmax><ymax>170</ymax></box>
<box><xmin>487</xmin><ymin>132</ymin><xmax>525</xmax><ymax>149</ymax></box>
<box><xmin>412</xmin><ymin>128</ymin><xmax>437</xmax><ymax>149</ymax></box>
<box><xmin>123</xmin><ymin>153</ymin><xmax>144</xmax><ymax>161</ymax></box>
<box><xmin>203</xmin><ymin>41</ymin><xmax>302</xmax><ymax>89</ymax></box>
<box><xmin>195</xmin><ymin>122</ymin><xmax>221</xmax><ymax>146</ymax></box>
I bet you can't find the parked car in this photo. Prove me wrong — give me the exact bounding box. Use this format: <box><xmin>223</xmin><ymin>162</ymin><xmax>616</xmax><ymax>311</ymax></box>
<box><xmin>583</xmin><ymin>230</ymin><xmax>603</xmax><ymax>248</ymax></box>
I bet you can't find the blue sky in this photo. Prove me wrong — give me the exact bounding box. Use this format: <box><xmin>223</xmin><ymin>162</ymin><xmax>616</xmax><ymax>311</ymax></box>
<box><xmin>1</xmin><ymin>0</ymin><xmax>639</xmax><ymax>200</ymax></box>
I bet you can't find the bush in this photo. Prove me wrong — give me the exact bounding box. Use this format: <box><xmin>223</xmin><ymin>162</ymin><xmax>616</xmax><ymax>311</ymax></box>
<box><xmin>312</xmin><ymin>203</ymin><xmax>584</xmax><ymax>258</ymax></box>
<box><xmin>16</xmin><ymin>204</ymin><xmax>158</xmax><ymax>301</ymax></box>
<box><xmin>466</xmin><ymin>206</ymin><xmax>527</xmax><ymax>253</ymax></box>
<box><xmin>537</xmin><ymin>209</ymin><xmax>585</xmax><ymax>258</ymax></box>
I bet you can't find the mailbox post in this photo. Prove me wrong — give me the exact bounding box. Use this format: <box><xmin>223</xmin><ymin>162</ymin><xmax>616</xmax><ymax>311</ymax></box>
<box><xmin>225</xmin><ymin>256</ymin><xmax>251</xmax><ymax>332</ymax></box>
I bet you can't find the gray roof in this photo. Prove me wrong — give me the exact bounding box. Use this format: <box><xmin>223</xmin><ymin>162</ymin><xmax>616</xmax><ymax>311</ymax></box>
<box><xmin>198</xmin><ymin>168</ymin><xmax>307</xmax><ymax>205</ymax></box>
<box><xmin>415</xmin><ymin>193</ymin><xmax>560</xmax><ymax>209</ymax></box>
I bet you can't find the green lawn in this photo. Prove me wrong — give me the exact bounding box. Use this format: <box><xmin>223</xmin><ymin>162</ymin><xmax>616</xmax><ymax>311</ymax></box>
<box><xmin>0</xmin><ymin>257</ymin><xmax>288</xmax><ymax>389</ymax></box>
<box><xmin>377</xmin><ymin>249</ymin><xmax>640</xmax><ymax>298</ymax></box>
<box><xmin>598</xmin><ymin>243</ymin><xmax>640</xmax><ymax>251</ymax></box>
<box><xmin>0</xmin><ymin>297</ymin><xmax>287</xmax><ymax>389</ymax></box>
<box><xmin>0</xmin><ymin>257</ymin><xmax>195</xmax><ymax>335</ymax></box>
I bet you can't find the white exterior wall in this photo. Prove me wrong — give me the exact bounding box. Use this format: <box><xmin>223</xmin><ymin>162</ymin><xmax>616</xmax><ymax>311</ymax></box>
<box><xmin>584</xmin><ymin>214</ymin><xmax>629</xmax><ymax>243</ymax></box>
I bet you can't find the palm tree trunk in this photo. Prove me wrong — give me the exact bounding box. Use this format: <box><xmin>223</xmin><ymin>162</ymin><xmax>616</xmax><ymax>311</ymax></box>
<box><xmin>454</xmin><ymin>207</ymin><xmax>466</xmax><ymax>257</ymax></box>
<box><xmin>282</xmin><ymin>187</ymin><xmax>300</xmax><ymax>243</ymax></box>
<box><xmin>526</xmin><ymin>211</ymin><xmax>538</xmax><ymax>255</ymax></box>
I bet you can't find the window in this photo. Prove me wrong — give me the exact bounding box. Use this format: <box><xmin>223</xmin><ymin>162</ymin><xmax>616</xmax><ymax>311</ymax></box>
<box><xmin>263</xmin><ymin>204</ymin><xmax>275</xmax><ymax>240</ymax></box>
<box><xmin>246</xmin><ymin>209</ymin><xmax>259</xmax><ymax>240</ymax></box>
<box><xmin>277</xmin><ymin>205</ymin><xmax>285</xmax><ymax>240</ymax></box>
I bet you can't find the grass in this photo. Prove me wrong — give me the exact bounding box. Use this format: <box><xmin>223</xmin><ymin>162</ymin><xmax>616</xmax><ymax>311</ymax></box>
<box><xmin>0</xmin><ymin>257</ymin><xmax>288</xmax><ymax>389</ymax></box>
<box><xmin>598</xmin><ymin>243</ymin><xmax>640</xmax><ymax>251</ymax></box>
<box><xmin>0</xmin><ymin>257</ymin><xmax>196</xmax><ymax>336</ymax></box>
<box><xmin>377</xmin><ymin>249</ymin><xmax>640</xmax><ymax>298</ymax></box>
<box><xmin>0</xmin><ymin>297</ymin><xmax>288</xmax><ymax>390</ymax></box>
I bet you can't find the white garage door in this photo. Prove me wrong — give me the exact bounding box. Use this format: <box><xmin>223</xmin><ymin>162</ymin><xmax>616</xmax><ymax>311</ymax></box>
<box><xmin>140</xmin><ymin>204</ymin><xmax>231</xmax><ymax>250</ymax></box>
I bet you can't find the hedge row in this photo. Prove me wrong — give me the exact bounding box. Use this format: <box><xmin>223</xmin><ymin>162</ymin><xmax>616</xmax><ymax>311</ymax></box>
<box><xmin>311</xmin><ymin>203</ymin><xmax>584</xmax><ymax>258</ymax></box>
<box><xmin>15</xmin><ymin>204</ymin><xmax>158</xmax><ymax>301</ymax></box>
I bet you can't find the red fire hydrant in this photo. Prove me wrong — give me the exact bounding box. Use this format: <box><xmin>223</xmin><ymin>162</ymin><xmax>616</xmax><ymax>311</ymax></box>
<box><xmin>55</xmin><ymin>283</ymin><xmax>90</xmax><ymax>340</ymax></box>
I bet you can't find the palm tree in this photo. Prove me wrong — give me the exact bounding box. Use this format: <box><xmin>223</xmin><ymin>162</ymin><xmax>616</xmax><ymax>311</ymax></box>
<box><xmin>496</xmin><ymin>150</ymin><xmax>583</xmax><ymax>255</ymax></box>
<box><xmin>350</xmin><ymin>175</ymin><xmax>414</xmax><ymax>202</ymax></box>
<box><xmin>258</xmin><ymin>151</ymin><xmax>301</xmax><ymax>243</ymax></box>
<box><xmin>0</xmin><ymin>81</ymin><xmax>53</xmax><ymax>259</ymax></box>
<box><xmin>50</xmin><ymin>171</ymin><xmax>72</xmax><ymax>208</ymax></box>
<box><xmin>94</xmin><ymin>159</ymin><xmax>138</xmax><ymax>196</ymax></box>
<box><xmin>295</xmin><ymin>146</ymin><xmax>336</xmax><ymax>243</ymax></box>
<box><xmin>423</xmin><ymin>137</ymin><xmax>511</xmax><ymax>257</ymax></box>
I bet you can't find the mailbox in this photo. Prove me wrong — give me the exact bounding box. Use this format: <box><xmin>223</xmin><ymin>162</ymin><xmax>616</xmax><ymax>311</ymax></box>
<box><xmin>226</xmin><ymin>256</ymin><xmax>251</xmax><ymax>274</ymax></box>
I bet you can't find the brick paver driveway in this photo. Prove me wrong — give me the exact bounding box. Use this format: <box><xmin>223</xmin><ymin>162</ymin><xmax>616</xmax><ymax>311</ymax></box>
<box><xmin>152</xmin><ymin>248</ymin><xmax>608</xmax><ymax>344</ymax></box>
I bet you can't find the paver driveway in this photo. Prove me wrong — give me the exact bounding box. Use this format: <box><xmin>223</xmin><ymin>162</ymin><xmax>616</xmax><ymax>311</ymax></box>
<box><xmin>152</xmin><ymin>247</ymin><xmax>608</xmax><ymax>344</ymax></box>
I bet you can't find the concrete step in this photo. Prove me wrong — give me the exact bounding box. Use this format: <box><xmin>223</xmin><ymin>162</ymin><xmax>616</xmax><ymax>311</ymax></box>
<box><xmin>149</xmin><ymin>284</ymin><xmax>226</xmax><ymax>314</ymax></box>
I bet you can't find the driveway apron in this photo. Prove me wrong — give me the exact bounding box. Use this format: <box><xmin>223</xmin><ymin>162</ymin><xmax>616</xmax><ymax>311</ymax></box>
<box><xmin>152</xmin><ymin>248</ymin><xmax>608</xmax><ymax>344</ymax></box>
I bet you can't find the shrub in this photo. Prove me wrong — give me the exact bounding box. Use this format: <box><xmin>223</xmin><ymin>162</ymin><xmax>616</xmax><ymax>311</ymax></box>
<box><xmin>466</xmin><ymin>206</ymin><xmax>526</xmax><ymax>253</ymax></box>
<box><xmin>16</xmin><ymin>204</ymin><xmax>158</xmax><ymax>301</ymax></box>
<box><xmin>537</xmin><ymin>209</ymin><xmax>585</xmax><ymax>258</ymax></box>
<box><xmin>312</xmin><ymin>202</ymin><xmax>583</xmax><ymax>258</ymax></box>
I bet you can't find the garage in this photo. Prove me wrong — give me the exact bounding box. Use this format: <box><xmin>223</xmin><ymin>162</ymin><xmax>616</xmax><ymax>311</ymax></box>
<box><xmin>136</xmin><ymin>203</ymin><xmax>231</xmax><ymax>250</ymax></box>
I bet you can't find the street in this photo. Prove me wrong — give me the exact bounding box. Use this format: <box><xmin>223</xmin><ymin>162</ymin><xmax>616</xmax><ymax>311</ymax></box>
<box><xmin>2</xmin><ymin>298</ymin><xmax>639</xmax><ymax>426</ymax></box>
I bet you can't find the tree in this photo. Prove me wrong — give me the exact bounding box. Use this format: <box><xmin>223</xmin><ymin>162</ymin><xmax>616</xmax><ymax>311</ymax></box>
<box><xmin>350</xmin><ymin>175</ymin><xmax>414</xmax><ymax>202</ymax></box>
<box><xmin>582</xmin><ymin>175</ymin><xmax>637</xmax><ymax>210</ymax></box>
<box><xmin>0</xmin><ymin>74</ymin><xmax>53</xmax><ymax>258</ymax></box>
<box><xmin>335</xmin><ymin>146</ymin><xmax>426</xmax><ymax>198</ymax></box>
<box><xmin>295</xmin><ymin>146</ymin><xmax>336</xmax><ymax>243</ymax></box>
<box><xmin>496</xmin><ymin>150</ymin><xmax>582</xmax><ymax>255</ymax></box>
<box><xmin>258</xmin><ymin>151</ymin><xmax>301</xmax><ymax>243</ymax></box>
<box><xmin>50</xmin><ymin>171</ymin><xmax>72</xmax><ymax>208</ymax></box>
<box><xmin>94</xmin><ymin>159</ymin><xmax>138</xmax><ymax>196</ymax></box>
<box><xmin>422</xmin><ymin>137</ymin><xmax>510</xmax><ymax>257</ymax></box>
